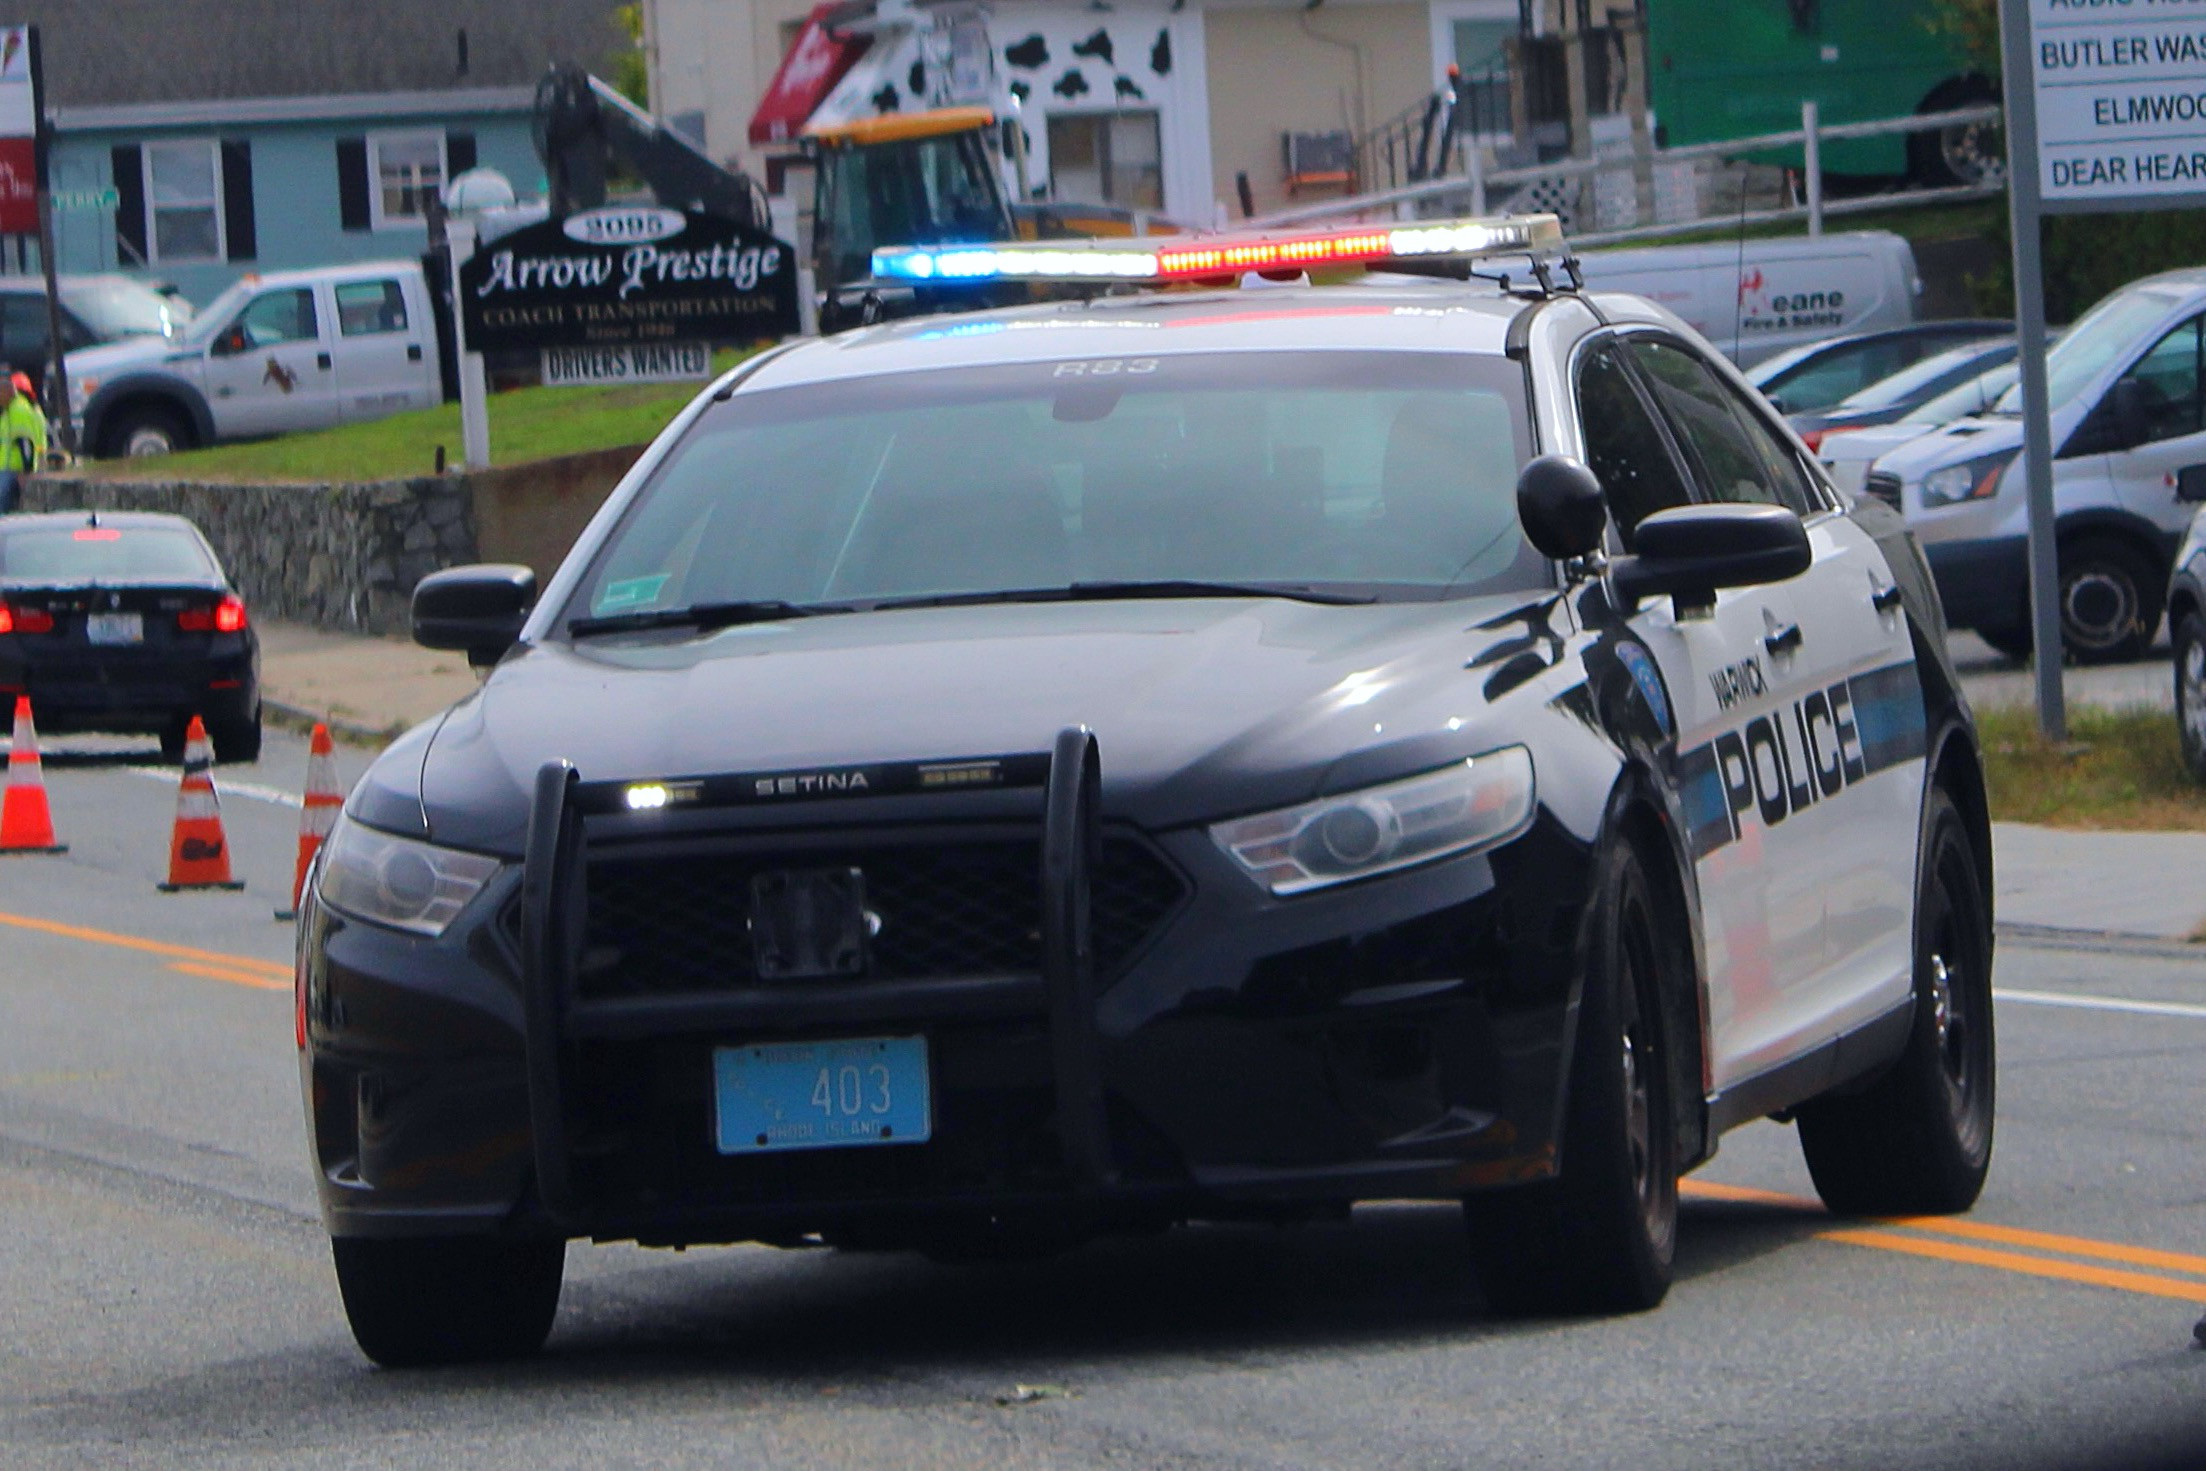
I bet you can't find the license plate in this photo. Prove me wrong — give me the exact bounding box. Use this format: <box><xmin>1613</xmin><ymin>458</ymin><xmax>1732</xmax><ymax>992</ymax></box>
<box><xmin>713</xmin><ymin>1035</ymin><xmax>930</xmax><ymax>1155</ymax></box>
<box><xmin>85</xmin><ymin>612</ymin><xmax>142</xmax><ymax>646</ymax></box>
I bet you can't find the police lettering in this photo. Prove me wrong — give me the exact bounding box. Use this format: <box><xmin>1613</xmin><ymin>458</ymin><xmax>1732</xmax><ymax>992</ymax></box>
<box><xmin>1707</xmin><ymin>679</ymin><xmax>1867</xmax><ymax>843</ymax></box>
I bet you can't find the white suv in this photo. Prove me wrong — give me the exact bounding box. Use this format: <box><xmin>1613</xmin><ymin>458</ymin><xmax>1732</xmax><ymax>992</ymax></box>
<box><xmin>1868</xmin><ymin>268</ymin><xmax>2206</xmax><ymax>662</ymax></box>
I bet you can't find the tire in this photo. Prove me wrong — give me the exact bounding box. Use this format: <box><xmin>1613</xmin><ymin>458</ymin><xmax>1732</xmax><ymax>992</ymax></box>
<box><xmin>157</xmin><ymin>717</ymin><xmax>189</xmax><ymax>764</ymax></box>
<box><xmin>1464</xmin><ymin>837</ymin><xmax>1679</xmax><ymax>1316</ymax></box>
<box><xmin>209</xmin><ymin>708</ymin><xmax>262</xmax><ymax>765</ymax></box>
<box><xmin>2059</xmin><ymin>535</ymin><xmax>2160</xmax><ymax>664</ymax></box>
<box><xmin>2175</xmin><ymin>612</ymin><xmax>2206</xmax><ymax>782</ymax></box>
<box><xmin>97</xmin><ymin>403</ymin><xmax>192</xmax><ymax>459</ymax></box>
<box><xmin>1975</xmin><ymin>623</ymin><xmax>2032</xmax><ymax>663</ymax></box>
<box><xmin>1907</xmin><ymin>76</ymin><xmax>2004</xmax><ymax>188</ymax></box>
<box><xmin>332</xmin><ymin>1235</ymin><xmax>565</xmax><ymax>1368</ymax></box>
<box><xmin>1797</xmin><ymin>788</ymin><xmax>1993</xmax><ymax>1216</ymax></box>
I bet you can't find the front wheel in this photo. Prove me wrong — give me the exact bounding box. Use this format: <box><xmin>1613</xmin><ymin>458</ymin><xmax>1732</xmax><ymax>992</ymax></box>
<box><xmin>98</xmin><ymin>404</ymin><xmax>192</xmax><ymax>459</ymax></box>
<box><xmin>1797</xmin><ymin>788</ymin><xmax>1994</xmax><ymax>1216</ymax></box>
<box><xmin>2175</xmin><ymin>612</ymin><xmax>2206</xmax><ymax>782</ymax></box>
<box><xmin>1464</xmin><ymin>838</ymin><xmax>1678</xmax><ymax>1315</ymax></box>
<box><xmin>332</xmin><ymin>1235</ymin><xmax>565</xmax><ymax>1368</ymax></box>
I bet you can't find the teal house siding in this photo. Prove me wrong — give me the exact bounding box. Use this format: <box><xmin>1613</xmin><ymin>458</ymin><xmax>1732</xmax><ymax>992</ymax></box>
<box><xmin>47</xmin><ymin>90</ymin><xmax>541</xmax><ymax>306</ymax></box>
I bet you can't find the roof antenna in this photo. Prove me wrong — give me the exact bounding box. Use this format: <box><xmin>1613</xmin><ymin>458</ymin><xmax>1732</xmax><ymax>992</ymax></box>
<box><xmin>86</xmin><ymin>509</ymin><xmax>98</xmax><ymax>527</ymax></box>
<box><xmin>1729</xmin><ymin>169</ymin><xmax>1750</xmax><ymax>365</ymax></box>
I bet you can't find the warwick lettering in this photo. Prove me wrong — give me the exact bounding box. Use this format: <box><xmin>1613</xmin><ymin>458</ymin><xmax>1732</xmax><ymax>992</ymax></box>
<box><xmin>474</xmin><ymin>241</ymin><xmax>784</xmax><ymax>302</ymax></box>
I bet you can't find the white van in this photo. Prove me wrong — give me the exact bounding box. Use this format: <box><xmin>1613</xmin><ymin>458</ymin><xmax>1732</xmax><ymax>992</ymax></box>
<box><xmin>1573</xmin><ymin>230</ymin><xmax>1922</xmax><ymax>368</ymax></box>
<box><xmin>1872</xmin><ymin>267</ymin><xmax>2206</xmax><ymax>663</ymax></box>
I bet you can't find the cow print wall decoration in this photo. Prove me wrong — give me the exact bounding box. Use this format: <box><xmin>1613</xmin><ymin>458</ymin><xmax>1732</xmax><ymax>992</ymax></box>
<box><xmin>1052</xmin><ymin>70</ymin><xmax>1090</xmax><ymax>99</ymax></box>
<box><xmin>871</xmin><ymin>83</ymin><xmax>900</xmax><ymax>113</ymax></box>
<box><xmin>1114</xmin><ymin>76</ymin><xmax>1145</xmax><ymax>101</ymax></box>
<box><xmin>1071</xmin><ymin>29</ymin><xmax>1115</xmax><ymax>66</ymax></box>
<box><xmin>1005</xmin><ymin>35</ymin><xmax>1049</xmax><ymax>69</ymax></box>
<box><xmin>1151</xmin><ymin>29</ymin><xmax>1171</xmax><ymax>76</ymax></box>
<box><xmin>909</xmin><ymin>60</ymin><xmax>927</xmax><ymax>96</ymax></box>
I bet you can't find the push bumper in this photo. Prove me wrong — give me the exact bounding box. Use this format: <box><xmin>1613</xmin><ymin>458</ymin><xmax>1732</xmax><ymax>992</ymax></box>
<box><xmin>303</xmin><ymin>732</ymin><xmax>1586</xmax><ymax>1246</ymax></box>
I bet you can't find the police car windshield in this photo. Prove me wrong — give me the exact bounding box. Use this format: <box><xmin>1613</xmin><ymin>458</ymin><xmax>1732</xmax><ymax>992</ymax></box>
<box><xmin>571</xmin><ymin>351</ymin><xmax>1542</xmax><ymax>623</ymax></box>
<box><xmin>1993</xmin><ymin>285</ymin><xmax>2184</xmax><ymax>414</ymax></box>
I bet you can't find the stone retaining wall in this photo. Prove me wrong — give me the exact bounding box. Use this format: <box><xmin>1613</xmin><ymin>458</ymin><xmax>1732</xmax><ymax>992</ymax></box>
<box><xmin>22</xmin><ymin>443</ymin><xmax>646</xmax><ymax>635</ymax></box>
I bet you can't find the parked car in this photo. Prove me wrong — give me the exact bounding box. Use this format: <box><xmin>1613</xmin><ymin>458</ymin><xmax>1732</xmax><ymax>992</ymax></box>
<box><xmin>1745</xmin><ymin>319</ymin><xmax>2012</xmax><ymax>417</ymax></box>
<box><xmin>1872</xmin><ymin>268</ymin><xmax>2206</xmax><ymax>662</ymax></box>
<box><xmin>66</xmin><ymin>261</ymin><xmax>442</xmax><ymax>459</ymax></box>
<box><xmin>0</xmin><ymin>274</ymin><xmax>191</xmax><ymax>394</ymax></box>
<box><xmin>1821</xmin><ymin>359</ymin><xmax>2022</xmax><ymax>498</ymax></box>
<box><xmin>0</xmin><ymin>510</ymin><xmax>260</xmax><ymax>762</ymax></box>
<box><xmin>1574</xmin><ymin>230</ymin><xmax>1925</xmax><ymax>369</ymax></box>
<box><xmin>1788</xmin><ymin>335</ymin><xmax>2017</xmax><ymax>451</ymax></box>
<box><xmin>2167</xmin><ymin>507</ymin><xmax>2206</xmax><ymax>779</ymax></box>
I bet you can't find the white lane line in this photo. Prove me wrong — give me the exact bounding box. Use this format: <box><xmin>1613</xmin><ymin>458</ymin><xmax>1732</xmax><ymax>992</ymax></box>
<box><xmin>1996</xmin><ymin>988</ymin><xmax>2206</xmax><ymax>1021</ymax></box>
<box><xmin>118</xmin><ymin>765</ymin><xmax>303</xmax><ymax>810</ymax></box>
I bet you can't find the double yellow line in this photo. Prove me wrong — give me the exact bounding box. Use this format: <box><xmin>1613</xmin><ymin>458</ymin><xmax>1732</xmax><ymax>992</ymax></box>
<box><xmin>0</xmin><ymin>909</ymin><xmax>291</xmax><ymax>991</ymax></box>
<box><xmin>1683</xmin><ymin>1179</ymin><xmax>2206</xmax><ymax>1304</ymax></box>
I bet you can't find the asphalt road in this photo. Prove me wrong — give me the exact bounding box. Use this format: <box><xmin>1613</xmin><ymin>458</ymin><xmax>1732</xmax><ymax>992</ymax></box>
<box><xmin>5</xmin><ymin>726</ymin><xmax>2206</xmax><ymax>1470</ymax></box>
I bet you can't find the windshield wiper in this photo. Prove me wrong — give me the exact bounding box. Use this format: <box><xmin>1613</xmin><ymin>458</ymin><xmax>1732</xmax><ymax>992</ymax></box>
<box><xmin>864</xmin><ymin>580</ymin><xmax>1375</xmax><ymax>611</ymax></box>
<box><xmin>567</xmin><ymin>599</ymin><xmax>833</xmax><ymax>637</ymax></box>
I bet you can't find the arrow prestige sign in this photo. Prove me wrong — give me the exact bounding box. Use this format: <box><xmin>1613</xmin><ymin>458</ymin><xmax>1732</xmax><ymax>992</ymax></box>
<box><xmin>2032</xmin><ymin>0</ymin><xmax>2206</xmax><ymax>203</ymax></box>
<box><xmin>459</xmin><ymin>206</ymin><xmax>800</xmax><ymax>353</ymax></box>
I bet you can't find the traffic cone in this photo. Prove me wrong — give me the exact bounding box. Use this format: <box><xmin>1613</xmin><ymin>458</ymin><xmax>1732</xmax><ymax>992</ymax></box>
<box><xmin>276</xmin><ymin>722</ymin><xmax>341</xmax><ymax>920</ymax></box>
<box><xmin>158</xmin><ymin>716</ymin><xmax>244</xmax><ymax>892</ymax></box>
<box><xmin>0</xmin><ymin>695</ymin><xmax>65</xmax><ymax>855</ymax></box>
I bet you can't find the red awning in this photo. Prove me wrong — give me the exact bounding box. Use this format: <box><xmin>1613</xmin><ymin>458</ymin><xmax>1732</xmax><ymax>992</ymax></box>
<box><xmin>749</xmin><ymin>6</ymin><xmax>871</xmax><ymax>146</ymax></box>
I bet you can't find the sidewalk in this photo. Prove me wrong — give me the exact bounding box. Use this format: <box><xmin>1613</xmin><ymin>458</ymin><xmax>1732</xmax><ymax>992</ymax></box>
<box><xmin>258</xmin><ymin>619</ymin><xmax>2206</xmax><ymax>947</ymax></box>
<box><xmin>258</xmin><ymin>619</ymin><xmax>479</xmax><ymax>740</ymax></box>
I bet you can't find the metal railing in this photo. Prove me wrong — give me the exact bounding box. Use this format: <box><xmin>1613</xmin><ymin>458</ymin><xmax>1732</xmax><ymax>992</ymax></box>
<box><xmin>1246</xmin><ymin>101</ymin><xmax>2006</xmax><ymax>240</ymax></box>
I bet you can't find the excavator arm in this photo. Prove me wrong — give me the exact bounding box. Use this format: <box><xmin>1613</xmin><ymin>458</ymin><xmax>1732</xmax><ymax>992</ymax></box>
<box><xmin>533</xmin><ymin>65</ymin><xmax>770</xmax><ymax>228</ymax></box>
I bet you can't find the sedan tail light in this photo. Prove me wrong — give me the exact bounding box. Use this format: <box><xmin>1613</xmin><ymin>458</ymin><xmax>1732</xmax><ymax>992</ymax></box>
<box><xmin>178</xmin><ymin>595</ymin><xmax>248</xmax><ymax>633</ymax></box>
<box><xmin>0</xmin><ymin>603</ymin><xmax>53</xmax><ymax>635</ymax></box>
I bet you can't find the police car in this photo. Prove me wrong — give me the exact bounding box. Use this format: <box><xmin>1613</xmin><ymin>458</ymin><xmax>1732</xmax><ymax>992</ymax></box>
<box><xmin>297</xmin><ymin>215</ymin><xmax>1995</xmax><ymax>1367</ymax></box>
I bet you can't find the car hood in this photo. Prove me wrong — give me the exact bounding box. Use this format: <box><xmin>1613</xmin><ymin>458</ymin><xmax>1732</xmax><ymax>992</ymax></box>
<box><xmin>382</xmin><ymin>593</ymin><xmax>1576</xmax><ymax>855</ymax></box>
<box><xmin>65</xmin><ymin>334</ymin><xmax>189</xmax><ymax>378</ymax></box>
<box><xmin>1869</xmin><ymin>414</ymin><xmax>2027</xmax><ymax>479</ymax></box>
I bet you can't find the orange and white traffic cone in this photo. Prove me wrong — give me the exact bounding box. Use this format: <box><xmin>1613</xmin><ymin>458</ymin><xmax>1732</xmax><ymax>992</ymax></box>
<box><xmin>158</xmin><ymin>715</ymin><xmax>244</xmax><ymax>892</ymax></box>
<box><xmin>276</xmin><ymin>722</ymin><xmax>341</xmax><ymax>920</ymax></box>
<box><xmin>0</xmin><ymin>695</ymin><xmax>65</xmax><ymax>855</ymax></box>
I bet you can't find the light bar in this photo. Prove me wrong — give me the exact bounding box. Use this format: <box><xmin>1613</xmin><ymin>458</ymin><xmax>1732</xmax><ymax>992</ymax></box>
<box><xmin>870</xmin><ymin>214</ymin><xmax>1565</xmax><ymax>287</ymax></box>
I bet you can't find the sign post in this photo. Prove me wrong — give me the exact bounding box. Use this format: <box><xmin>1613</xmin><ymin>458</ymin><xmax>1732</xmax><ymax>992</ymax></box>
<box><xmin>25</xmin><ymin>27</ymin><xmax>70</xmax><ymax>457</ymax></box>
<box><xmin>2000</xmin><ymin>0</ymin><xmax>2206</xmax><ymax>741</ymax></box>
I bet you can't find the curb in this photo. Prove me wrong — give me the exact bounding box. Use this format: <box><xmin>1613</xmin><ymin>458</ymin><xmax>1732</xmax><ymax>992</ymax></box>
<box><xmin>1997</xmin><ymin>921</ymin><xmax>2206</xmax><ymax>960</ymax></box>
<box><xmin>262</xmin><ymin>698</ymin><xmax>409</xmax><ymax>750</ymax></box>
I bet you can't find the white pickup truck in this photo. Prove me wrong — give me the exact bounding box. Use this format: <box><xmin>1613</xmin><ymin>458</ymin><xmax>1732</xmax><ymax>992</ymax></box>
<box><xmin>67</xmin><ymin>260</ymin><xmax>444</xmax><ymax>458</ymax></box>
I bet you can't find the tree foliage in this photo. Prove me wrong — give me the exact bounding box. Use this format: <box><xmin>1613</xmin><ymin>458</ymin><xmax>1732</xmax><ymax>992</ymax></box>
<box><xmin>1923</xmin><ymin>0</ymin><xmax>2000</xmax><ymax>78</ymax></box>
<box><xmin>608</xmin><ymin>3</ymin><xmax>649</xmax><ymax>108</ymax></box>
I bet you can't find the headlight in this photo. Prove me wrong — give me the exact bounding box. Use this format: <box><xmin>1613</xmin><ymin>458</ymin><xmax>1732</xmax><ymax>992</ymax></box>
<box><xmin>1210</xmin><ymin>746</ymin><xmax>1535</xmax><ymax>896</ymax></box>
<box><xmin>1919</xmin><ymin>451</ymin><xmax>2016</xmax><ymax>508</ymax></box>
<box><xmin>315</xmin><ymin>815</ymin><xmax>503</xmax><ymax>937</ymax></box>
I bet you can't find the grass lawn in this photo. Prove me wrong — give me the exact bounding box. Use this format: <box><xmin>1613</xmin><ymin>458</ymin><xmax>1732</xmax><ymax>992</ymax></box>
<box><xmin>76</xmin><ymin>347</ymin><xmax>755</xmax><ymax>484</ymax></box>
<box><xmin>1976</xmin><ymin>704</ymin><xmax>2206</xmax><ymax>831</ymax></box>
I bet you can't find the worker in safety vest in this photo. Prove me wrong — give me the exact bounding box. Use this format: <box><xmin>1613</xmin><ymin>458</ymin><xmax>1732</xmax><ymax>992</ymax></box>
<box><xmin>0</xmin><ymin>364</ymin><xmax>47</xmax><ymax>514</ymax></box>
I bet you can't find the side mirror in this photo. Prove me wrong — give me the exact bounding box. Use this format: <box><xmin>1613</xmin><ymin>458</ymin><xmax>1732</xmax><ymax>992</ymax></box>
<box><xmin>1515</xmin><ymin>454</ymin><xmax>1609</xmax><ymax>561</ymax></box>
<box><xmin>413</xmin><ymin>563</ymin><xmax>537</xmax><ymax>668</ymax></box>
<box><xmin>2179</xmin><ymin>465</ymin><xmax>2206</xmax><ymax>503</ymax></box>
<box><xmin>1609</xmin><ymin>503</ymin><xmax>1811</xmax><ymax>614</ymax></box>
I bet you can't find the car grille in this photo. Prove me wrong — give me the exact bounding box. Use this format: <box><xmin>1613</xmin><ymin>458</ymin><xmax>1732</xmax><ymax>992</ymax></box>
<box><xmin>579</xmin><ymin>837</ymin><xmax>1187</xmax><ymax>998</ymax></box>
<box><xmin>1863</xmin><ymin>471</ymin><xmax>1902</xmax><ymax>511</ymax></box>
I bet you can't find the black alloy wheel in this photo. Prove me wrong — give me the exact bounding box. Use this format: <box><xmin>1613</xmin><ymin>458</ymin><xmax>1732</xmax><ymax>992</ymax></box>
<box><xmin>1465</xmin><ymin>837</ymin><xmax>1679</xmax><ymax>1316</ymax></box>
<box><xmin>1797</xmin><ymin>788</ymin><xmax>1994</xmax><ymax>1216</ymax></box>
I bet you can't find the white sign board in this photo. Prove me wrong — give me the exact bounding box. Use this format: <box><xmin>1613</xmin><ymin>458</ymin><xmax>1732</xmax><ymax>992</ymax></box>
<box><xmin>541</xmin><ymin>341</ymin><xmax>711</xmax><ymax>388</ymax></box>
<box><xmin>2033</xmin><ymin>0</ymin><xmax>2206</xmax><ymax>203</ymax></box>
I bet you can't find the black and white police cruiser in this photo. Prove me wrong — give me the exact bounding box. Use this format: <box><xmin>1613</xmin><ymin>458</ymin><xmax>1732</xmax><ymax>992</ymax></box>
<box><xmin>298</xmin><ymin>214</ymin><xmax>1994</xmax><ymax>1366</ymax></box>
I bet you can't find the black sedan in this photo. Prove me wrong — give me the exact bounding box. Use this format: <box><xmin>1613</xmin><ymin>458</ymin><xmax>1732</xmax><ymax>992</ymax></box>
<box><xmin>0</xmin><ymin>510</ymin><xmax>260</xmax><ymax>762</ymax></box>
